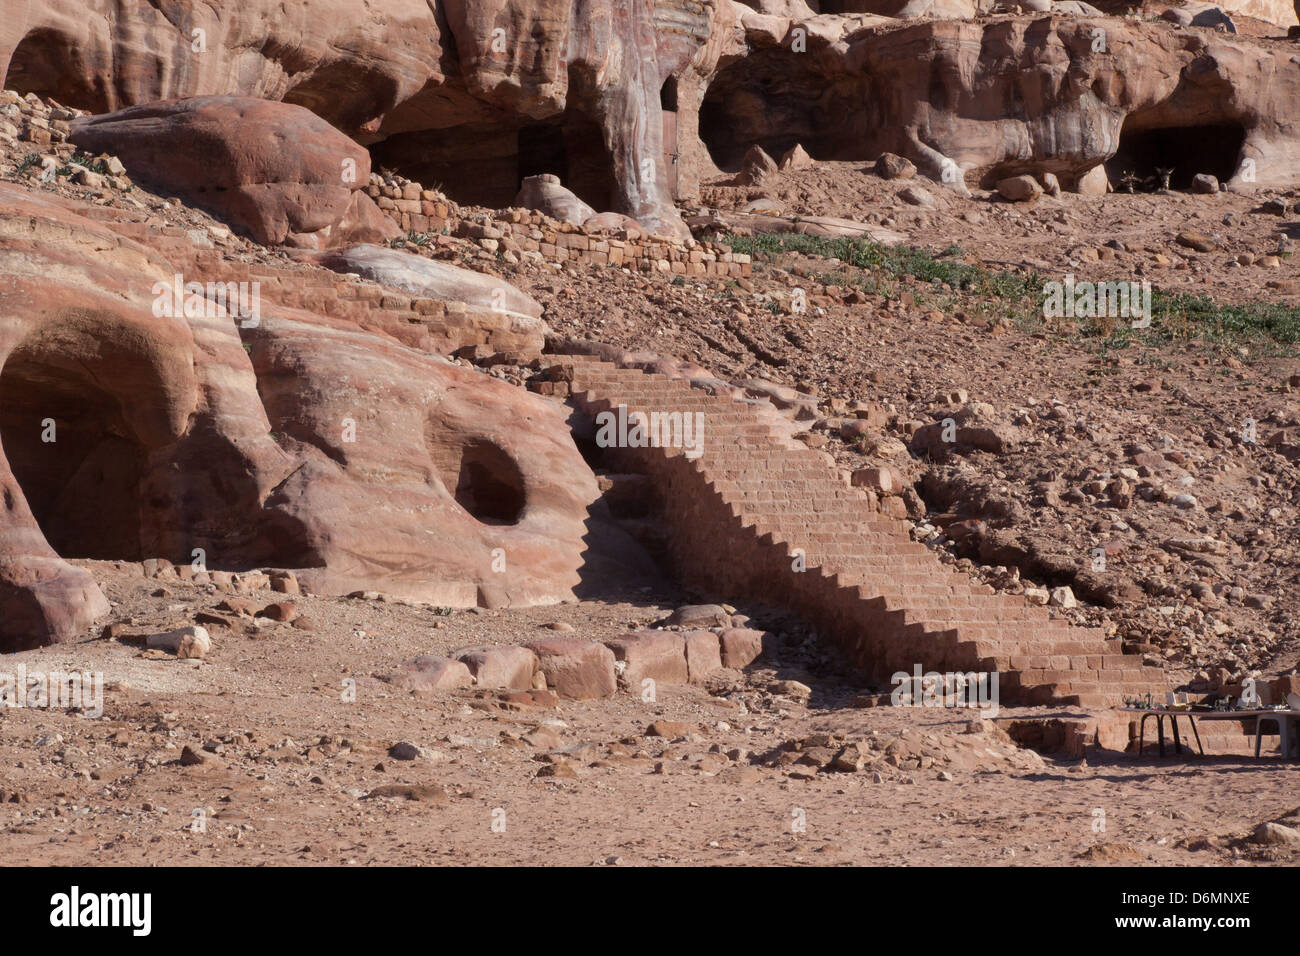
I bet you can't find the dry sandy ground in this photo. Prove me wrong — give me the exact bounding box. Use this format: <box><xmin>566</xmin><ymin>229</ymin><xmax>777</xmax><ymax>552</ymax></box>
<box><xmin>697</xmin><ymin>160</ymin><xmax>1300</xmax><ymax>310</ymax></box>
<box><xmin>1</xmin><ymin>564</ymin><xmax>1297</xmax><ymax>867</ymax></box>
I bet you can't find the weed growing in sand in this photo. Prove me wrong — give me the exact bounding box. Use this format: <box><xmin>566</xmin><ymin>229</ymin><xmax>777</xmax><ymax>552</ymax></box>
<box><xmin>391</xmin><ymin>232</ymin><xmax>438</xmax><ymax>249</ymax></box>
<box><xmin>721</xmin><ymin>232</ymin><xmax>1300</xmax><ymax>352</ymax></box>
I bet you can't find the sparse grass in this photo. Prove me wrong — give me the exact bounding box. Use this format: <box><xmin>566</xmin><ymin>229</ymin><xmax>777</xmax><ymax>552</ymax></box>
<box><xmin>720</xmin><ymin>231</ymin><xmax>1300</xmax><ymax>351</ymax></box>
<box><xmin>391</xmin><ymin>231</ymin><xmax>438</xmax><ymax>249</ymax></box>
<box><xmin>67</xmin><ymin>153</ymin><xmax>108</xmax><ymax>174</ymax></box>
<box><xmin>723</xmin><ymin>231</ymin><xmax>1043</xmax><ymax>300</ymax></box>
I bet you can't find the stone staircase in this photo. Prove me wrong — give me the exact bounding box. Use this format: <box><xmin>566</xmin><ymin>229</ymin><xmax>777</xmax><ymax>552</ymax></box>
<box><xmin>553</xmin><ymin>352</ymin><xmax>1169</xmax><ymax>708</ymax></box>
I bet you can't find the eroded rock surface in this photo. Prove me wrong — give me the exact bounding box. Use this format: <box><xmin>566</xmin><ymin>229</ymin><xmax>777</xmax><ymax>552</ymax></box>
<box><xmin>0</xmin><ymin>0</ymin><xmax>692</xmax><ymax>237</ymax></box>
<box><xmin>0</xmin><ymin>184</ymin><xmax>599</xmax><ymax>649</ymax></box>
<box><xmin>689</xmin><ymin>10</ymin><xmax>1300</xmax><ymax>194</ymax></box>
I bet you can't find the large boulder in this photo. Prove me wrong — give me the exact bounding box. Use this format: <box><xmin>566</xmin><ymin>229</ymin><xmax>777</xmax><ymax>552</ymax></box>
<box><xmin>513</xmin><ymin>174</ymin><xmax>596</xmax><ymax>227</ymax></box>
<box><xmin>242</xmin><ymin>306</ymin><xmax>599</xmax><ymax>607</ymax></box>
<box><xmin>70</xmin><ymin>96</ymin><xmax>399</xmax><ymax>248</ymax></box>
<box><xmin>525</xmin><ymin>638</ymin><xmax>617</xmax><ymax>699</ymax></box>
<box><xmin>0</xmin><ymin>185</ymin><xmax>285</xmax><ymax>650</ymax></box>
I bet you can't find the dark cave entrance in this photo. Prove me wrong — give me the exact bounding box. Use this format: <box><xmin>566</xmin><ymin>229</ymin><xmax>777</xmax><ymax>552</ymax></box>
<box><xmin>5</xmin><ymin>30</ymin><xmax>108</xmax><ymax>113</ymax></box>
<box><xmin>0</xmin><ymin>354</ymin><xmax>146</xmax><ymax>560</ymax></box>
<box><xmin>518</xmin><ymin>123</ymin><xmax>569</xmax><ymax>185</ymax></box>
<box><xmin>371</xmin><ymin>111</ymin><xmax>616</xmax><ymax>212</ymax></box>
<box><xmin>660</xmin><ymin>78</ymin><xmax>678</xmax><ymax>113</ymax></box>
<box><xmin>698</xmin><ymin>54</ymin><xmax>869</xmax><ymax>171</ymax></box>
<box><xmin>430</xmin><ymin>437</ymin><xmax>526</xmax><ymax>525</ymax></box>
<box><xmin>1105</xmin><ymin>120</ymin><xmax>1246</xmax><ymax>190</ymax></box>
<box><xmin>661</xmin><ymin>79</ymin><xmax>680</xmax><ymax>198</ymax></box>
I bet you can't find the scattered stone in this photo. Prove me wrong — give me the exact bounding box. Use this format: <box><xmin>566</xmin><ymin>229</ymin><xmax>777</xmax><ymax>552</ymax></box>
<box><xmin>146</xmin><ymin>625</ymin><xmax>211</xmax><ymax>659</ymax></box>
<box><xmin>1253</xmin><ymin>822</ymin><xmax>1300</xmax><ymax>846</ymax></box>
<box><xmin>382</xmin><ymin>657</ymin><xmax>474</xmax><ymax>695</ymax></box>
<box><xmin>1176</xmin><ymin>230</ymin><xmax>1217</xmax><ymax>253</ymax></box>
<box><xmin>365</xmin><ymin>783</ymin><xmax>449</xmax><ymax>803</ymax></box>
<box><xmin>1048</xmin><ymin>586</ymin><xmax>1076</xmax><ymax>609</ymax></box>
<box><xmin>997</xmin><ymin>175</ymin><xmax>1042</xmax><ymax>202</ymax></box>
<box><xmin>898</xmin><ymin>185</ymin><xmax>933</xmax><ymax>207</ymax></box>
<box><xmin>875</xmin><ymin>153</ymin><xmax>916</xmax><ymax>180</ymax></box>
<box><xmin>662</xmin><ymin>604</ymin><xmax>732</xmax><ymax>629</ymax></box>
<box><xmin>647</xmin><ymin>720</ymin><xmax>693</xmax><ymax>738</ymax></box>
<box><xmin>524</xmin><ymin>637</ymin><xmax>617</xmax><ymax>699</ymax></box>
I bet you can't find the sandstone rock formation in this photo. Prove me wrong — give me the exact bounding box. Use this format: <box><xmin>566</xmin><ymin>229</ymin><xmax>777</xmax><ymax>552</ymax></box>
<box><xmin>687</xmin><ymin>8</ymin><xmax>1300</xmax><ymax>194</ymax></box>
<box><xmin>69</xmin><ymin>96</ymin><xmax>399</xmax><ymax>248</ymax></box>
<box><xmin>0</xmin><ymin>183</ymin><xmax>602</xmax><ymax>650</ymax></box>
<box><xmin>0</xmin><ymin>0</ymin><xmax>692</xmax><ymax>238</ymax></box>
<box><xmin>513</xmin><ymin>174</ymin><xmax>596</xmax><ymax>227</ymax></box>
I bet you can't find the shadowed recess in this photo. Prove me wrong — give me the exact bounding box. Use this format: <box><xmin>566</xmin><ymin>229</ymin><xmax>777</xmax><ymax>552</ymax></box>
<box><xmin>0</xmin><ymin>354</ymin><xmax>146</xmax><ymax>559</ymax></box>
<box><xmin>430</xmin><ymin>437</ymin><xmax>526</xmax><ymax>525</ymax></box>
<box><xmin>1106</xmin><ymin>121</ymin><xmax>1246</xmax><ymax>190</ymax></box>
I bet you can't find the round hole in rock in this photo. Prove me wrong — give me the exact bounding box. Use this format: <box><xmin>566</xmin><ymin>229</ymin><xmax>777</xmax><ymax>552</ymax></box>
<box><xmin>431</xmin><ymin>438</ymin><xmax>526</xmax><ymax>525</ymax></box>
<box><xmin>0</xmin><ymin>353</ymin><xmax>146</xmax><ymax>560</ymax></box>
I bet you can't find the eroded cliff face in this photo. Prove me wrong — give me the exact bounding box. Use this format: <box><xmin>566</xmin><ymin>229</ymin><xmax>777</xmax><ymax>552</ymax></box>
<box><xmin>0</xmin><ymin>184</ymin><xmax>601</xmax><ymax>650</ymax></box>
<box><xmin>682</xmin><ymin>6</ymin><xmax>1300</xmax><ymax>193</ymax></box>
<box><xmin>5</xmin><ymin>0</ymin><xmax>1296</xmax><ymax>222</ymax></box>
<box><xmin>0</xmin><ymin>0</ymin><xmax>697</xmax><ymax>237</ymax></box>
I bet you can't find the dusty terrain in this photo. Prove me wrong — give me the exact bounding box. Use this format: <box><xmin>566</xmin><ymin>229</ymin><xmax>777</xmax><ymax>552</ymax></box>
<box><xmin>511</xmin><ymin>170</ymin><xmax>1300</xmax><ymax>692</ymax></box>
<box><xmin>2</xmin><ymin>563</ymin><xmax>1299</xmax><ymax>867</ymax></box>
<box><xmin>3</xmin><ymin>0</ymin><xmax>1300</xmax><ymax>870</ymax></box>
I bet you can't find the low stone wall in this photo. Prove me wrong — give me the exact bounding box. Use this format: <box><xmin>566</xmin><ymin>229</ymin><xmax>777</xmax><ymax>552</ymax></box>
<box><xmin>369</xmin><ymin>173</ymin><xmax>752</xmax><ymax>278</ymax></box>
<box><xmin>80</xmin><ymin>211</ymin><xmax>546</xmax><ymax>361</ymax></box>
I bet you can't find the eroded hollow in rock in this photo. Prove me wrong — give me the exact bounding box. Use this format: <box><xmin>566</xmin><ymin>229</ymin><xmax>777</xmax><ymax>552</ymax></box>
<box><xmin>430</xmin><ymin>437</ymin><xmax>526</xmax><ymax>525</ymax></box>
<box><xmin>699</xmin><ymin>51</ymin><xmax>870</xmax><ymax>171</ymax></box>
<box><xmin>1106</xmin><ymin>120</ymin><xmax>1246</xmax><ymax>190</ymax></box>
<box><xmin>0</xmin><ymin>353</ymin><xmax>146</xmax><ymax>560</ymax></box>
<box><xmin>5</xmin><ymin>29</ymin><xmax>109</xmax><ymax>113</ymax></box>
<box><xmin>370</xmin><ymin>109</ymin><xmax>616</xmax><ymax>211</ymax></box>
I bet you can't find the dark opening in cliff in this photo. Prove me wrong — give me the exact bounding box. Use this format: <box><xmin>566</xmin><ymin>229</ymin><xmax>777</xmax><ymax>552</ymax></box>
<box><xmin>431</xmin><ymin>438</ymin><xmax>526</xmax><ymax>525</ymax></box>
<box><xmin>371</xmin><ymin>111</ymin><xmax>615</xmax><ymax>211</ymax></box>
<box><xmin>1106</xmin><ymin>121</ymin><xmax>1246</xmax><ymax>190</ymax></box>
<box><xmin>5</xmin><ymin>29</ymin><xmax>108</xmax><ymax>113</ymax></box>
<box><xmin>0</xmin><ymin>354</ymin><xmax>145</xmax><ymax>560</ymax></box>
<box><xmin>699</xmin><ymin>53</ymin><xmax>870</xmax><ymax>171</ymax></box>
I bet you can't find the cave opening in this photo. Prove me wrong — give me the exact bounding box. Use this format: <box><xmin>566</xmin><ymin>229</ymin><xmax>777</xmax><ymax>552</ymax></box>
<box><xmin>1106</xmin><ymin>121</ymin><xmax>1246</xmax><ymax>190</ymax></box>
<box><xmin>5</xmin><ymin>30</ymin><xmax>108</xmax><ymax>113</ymax></box>
<box><xmin>370</xmin><ymin>109</ymin><xmax>616</xmax><ymax>212</ymax></box>
<box><xmin>698</xmin><ymin>53</ymin><xmax>869</xmax><ymax>171</ymax></box>
<box><xmin>660</xmin><ymin>78</ymin><xmax>678</xmax><ymax>113</ymax></box>
<box><xmin>431</xmin><ymin>438</ymin><xmax>526</xmax><ymax>525</ymax></box>
<box><xmin>0</xmin><ymin>354</ymin><xmax>146</xmax><ymax>560</ymax></box>
<box><xmin>518</xmin><ymin>122</ymin><xmax>569</xmax><ymax>185</ymax></box>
